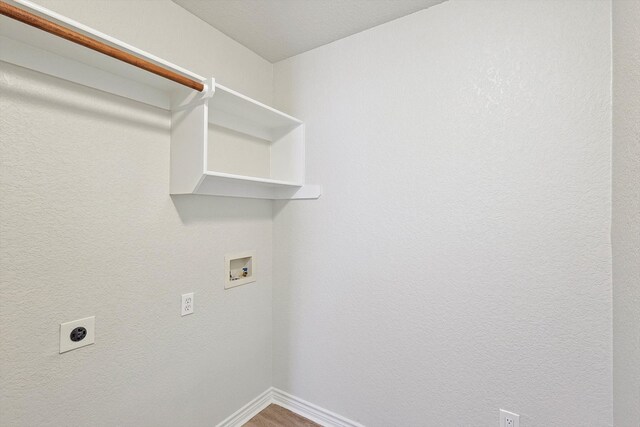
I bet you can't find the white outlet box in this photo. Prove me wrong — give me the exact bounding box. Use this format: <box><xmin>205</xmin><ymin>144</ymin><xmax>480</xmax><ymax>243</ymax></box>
<box><xmin>60</xmin><ymin>316</ymin><xmax>95</xmax><ymax>353</ymax></box>
<box><xmin>500</xmin><ymin>409</ymin><xmax>520</xmax><ymax>427</ymax></box>
<box><xmin>181</xmin><ymin>293</ymin><xmax>194</xmax><ymax>316</ymax></box>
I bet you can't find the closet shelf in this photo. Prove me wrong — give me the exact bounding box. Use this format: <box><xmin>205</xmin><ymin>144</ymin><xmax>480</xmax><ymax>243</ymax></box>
<box><xmin>204</xmin><ymin>172</ymin><xmax>302</xmax><ymax>187</ymax></box>
<box><xmin>194</xmin><ymin>172</ymin><xmax>320</xmax><ymax>200</ymax></box>
<box><xmin>171</xmin><ymin>82</ymin><xmax>321</xmax><ymax>199</ymax></box>
<box><xmin>210</xmin><ymin>83</ymin><xmax>302</xmax><ymax>141</ymax></box>
<box><xmin>0</xmin><ymin>0</ymin><xmax>207</xmax><ymax>110</ymax></box>
<box><xmin>1</xmin><ymin>0</ymin><xmax>321</xmax><ymax>200</ymax></box>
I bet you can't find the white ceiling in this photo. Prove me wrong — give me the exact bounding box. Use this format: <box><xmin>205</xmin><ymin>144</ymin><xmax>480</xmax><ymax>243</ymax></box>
<box><xmin>172</xmin><ymin>0</ymin><xmax>446</xmax><ymax>63</ymax></box>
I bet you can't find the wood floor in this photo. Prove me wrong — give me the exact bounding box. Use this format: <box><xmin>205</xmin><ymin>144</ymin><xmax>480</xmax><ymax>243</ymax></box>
<box><xmin>243</xmin><ymin>404</ymin><xmax>320</xmax><ymax>427</ymax></box>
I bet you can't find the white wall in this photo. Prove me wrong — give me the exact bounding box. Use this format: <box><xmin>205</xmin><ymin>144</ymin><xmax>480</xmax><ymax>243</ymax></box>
<box><xmin>613</xmin><ymin>1</ymin><xmax>640</xmax><ymax>425</ymax></box>
<box><xmin>0</xmin><ymin>1</ymin><xmax>274</xmax><ymax>425</ymax></box>
<box><xmin>272</xmin><ymin>1</ymin><xmax>612</xmax><ymax>425</ymax></box>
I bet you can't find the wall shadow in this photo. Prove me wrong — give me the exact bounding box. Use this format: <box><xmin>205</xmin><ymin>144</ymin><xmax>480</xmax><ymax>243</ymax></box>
<box><xmin>0</xmin><ymin>62</ymin><xmax>168</xmax><ymax>134</ymax></box>
<box><xmin>170</xmin><ymin>194</ymin><xmax>273</xmax><ymax>224</ymax></box>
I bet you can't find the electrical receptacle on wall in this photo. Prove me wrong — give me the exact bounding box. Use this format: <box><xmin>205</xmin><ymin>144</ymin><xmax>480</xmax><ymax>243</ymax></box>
<box><xmin>60</xmin><ymin>316</ymin><xmax>95</xmax><ymax>353</ymax></box>
<box><xmin>181</xmin><ymin>293</ymin><xmax>194</xmax><ymax>316</ymax></box>
<box><xmin>500</xmin><ymin>409</ymin><xmax>520</xmax><ymax>427</ymax></box>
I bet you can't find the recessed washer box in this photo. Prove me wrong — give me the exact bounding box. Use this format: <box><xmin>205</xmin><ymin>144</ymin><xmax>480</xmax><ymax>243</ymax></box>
<box><xmin>225</xmin><ymin>251</ymin><xmax>255</xmax><ymax>289</ymax></box>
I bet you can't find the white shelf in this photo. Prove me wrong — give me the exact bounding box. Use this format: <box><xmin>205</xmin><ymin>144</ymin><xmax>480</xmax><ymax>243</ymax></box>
<box><xmin>205</xmin><ymin>172</ymin><xmax>302</xmax><ymax>187</ymax></box>
<box><xmin>209</xmin><ymin>84</ymin><xmax>302</xmax><ymax>141</ymax></box>
<box><xmin>195</xmin><ymin>172</ymin><xmax>320</xmax><ymax>200</ymax></box>
<box><xmin>0</xmin><ymin>0</ymin><xmax>206</xmax><ymax>110</ymax></box>
<box><xmin>171</xmin><ymin>84</ymin><xmax>321</xmax><ymax>199</ymax></box>
<box><xmin>0</xmin><ymin>0</ymin><xmax>321</xmax><ymax>200</ymax></box>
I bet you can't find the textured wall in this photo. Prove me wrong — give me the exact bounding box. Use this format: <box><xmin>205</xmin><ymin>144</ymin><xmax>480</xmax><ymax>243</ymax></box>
<box><xmin>272</xmin><ymin>1</ymin><xmax>612</xmax><ymax>425</ymax></box>
<box><xmin>0</xmin><ymin>1</ymin><xmax>274</xmax><ymax>425</ymax></box>
<box><xmin>613</xmin><ymin>1</ymin><xmax>640</xmax><ymax>425</ymax></box>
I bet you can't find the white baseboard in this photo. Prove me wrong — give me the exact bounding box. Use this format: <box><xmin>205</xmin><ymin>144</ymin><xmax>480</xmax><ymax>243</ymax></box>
<box><xmin>271</xmin><ymin>388</ymin><xmax>364</xmax><ymax>427</ymax></box>
<box><xmin>216</xmin><ymin>387</ymin><xmax>364</xmax><ymax>427</ymax></box>
<box><xmin>215</xmin><ymin>388</ymin><xmax>273</xmax><ymax>427</ymax></box>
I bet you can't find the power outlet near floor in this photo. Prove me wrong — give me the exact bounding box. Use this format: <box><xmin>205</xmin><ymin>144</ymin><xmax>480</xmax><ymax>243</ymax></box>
<box><xmin>181</xmin><ymin>293</ymin><xmax>194</xmax><ymax>316</ymax></box>
<box><xmin>500</xmin><ymin>409</ymin><xmax>520</xmax><ymax>427</ymax></box>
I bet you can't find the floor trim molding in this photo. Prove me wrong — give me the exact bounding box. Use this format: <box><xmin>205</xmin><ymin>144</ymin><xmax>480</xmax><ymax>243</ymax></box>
<box><xmin>216</xmin><ymin>387</ymin><xmax>363</xmax><ymax>427</ymax></box>
<box><xmin>271</xmin><ymin>388</ymin><xmax>364</xmax><ymax>427</ymax></box>
<box><xmin>216</xmin><ymin>388</ymin><xmax>273</xmax><ymax>427</ymax></box>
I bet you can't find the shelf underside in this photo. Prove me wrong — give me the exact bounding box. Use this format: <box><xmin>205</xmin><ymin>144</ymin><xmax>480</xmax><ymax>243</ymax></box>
<box><xmin>188</xmin><ymin>172</ymin><xmax>321</xmax><ymax>200</ymax></box>
<box><xmin>0</xmin><ymin>0</ymin><xmax>205</xmax><ymax>109</ymax></box>
<box><xmin>209</xmin><ymin>84</ymin><xmax>302</xmax><ymax>141</ymax></box>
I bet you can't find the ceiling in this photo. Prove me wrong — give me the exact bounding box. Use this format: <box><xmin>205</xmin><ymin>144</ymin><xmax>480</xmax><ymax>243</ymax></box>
<box><xmin>172</xmin><ymin>0</ymin><xmax>446</xmax><ymax>63</ymax></box>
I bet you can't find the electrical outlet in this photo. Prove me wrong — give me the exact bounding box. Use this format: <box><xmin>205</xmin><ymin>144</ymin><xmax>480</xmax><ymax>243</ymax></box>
<box><xmin>60</xmin><ymin>316</ymin><xmax>95</xmax><ymax>353</ymax></box>
<box><xmin>500</xmin><ymin>409</ymin><xmax>519</xmax><ymax>427</ymax></box>
<box><xmin>181</xmin><ymin>293</ymin><xmax>194</xmax><ymax>316</ymax></box>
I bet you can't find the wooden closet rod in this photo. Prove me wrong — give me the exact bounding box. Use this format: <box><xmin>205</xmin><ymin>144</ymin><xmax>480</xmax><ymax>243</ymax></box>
<box><xmin>0</xmin><ymin>1</ymin><xmax>205</xmax><ymax>92</ymax></box>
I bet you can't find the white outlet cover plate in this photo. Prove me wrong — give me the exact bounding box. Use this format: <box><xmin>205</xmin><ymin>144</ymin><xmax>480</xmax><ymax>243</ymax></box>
<box><xmin>182</xmin><ymin>292</ymin><xmax>194</xmax><ymax>316</ymax></box>
<box><xmin>500</xmin><ymin>409</ymin><xmax>520</xmax><ymax>427</ymax></box>
<box><xmin>60</xmin><ymin>316</ymin><xmax>95</xmax><ymax>353</ymax></box>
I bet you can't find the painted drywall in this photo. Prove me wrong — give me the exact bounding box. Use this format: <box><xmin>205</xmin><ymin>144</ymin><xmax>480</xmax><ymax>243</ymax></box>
<box><xmin>613</xmin><ymin>1</ymin><xmax>640</xmax><ymax>425</ymax></box>
<box><xmin>0</xmin><ymin>1</ymin><xmax>274</xmax><ymax>425</ymax></box>
<box><xmin>272</xmin><ymin>1</ymin><xmax>612</xmax><ymax>425</ymax></box>
<box><xmin>171</xmin><ymin>0</ymin><xmax>446</xmax><ymax>63</ymax></box>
